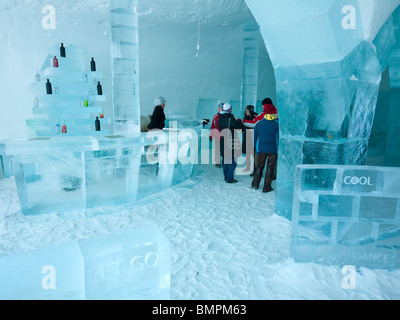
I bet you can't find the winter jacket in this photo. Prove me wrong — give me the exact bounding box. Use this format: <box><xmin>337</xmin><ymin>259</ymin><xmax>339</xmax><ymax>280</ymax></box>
<box><xmin>242</xmin><ymin>112</ymin><xmax>258</xmax><ymax>154</ymax></box>
<box><xmin>148</xmin><ymin>105</ymin><xmax>166</xmax><ymax>130</ymax></box>
<box><xmin>254</xmin><ymin>115</ymin><xmax>279</xmax><ymax>155</ymax></box>
<box><xmin>218</xmin><ymin>112</ymin><xmax>244</xmax><ymax>159</ymax></box>
<box><xmin>209</xmin><ymin>113</ymin><xmax>221</xmax><ymax>141</ymax></box>
<box><xmin>243</xmin><ymin>104</ymin><xmax>278</xmax><ymax>127</ymax></box>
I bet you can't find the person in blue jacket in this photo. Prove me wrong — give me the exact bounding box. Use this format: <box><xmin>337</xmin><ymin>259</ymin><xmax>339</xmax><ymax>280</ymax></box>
<box><xmin>251</xmin><ymin>103</ymin><xmax>279</xmax><ymax>193</ymax></box>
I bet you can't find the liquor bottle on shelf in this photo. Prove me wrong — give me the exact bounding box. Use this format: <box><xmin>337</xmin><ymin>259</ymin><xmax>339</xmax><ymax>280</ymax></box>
<box><xmin>99</xmin><ymin>111</ymin><xmax>104</xmax><ymax>119</ymax></box>
<box><xmin>97</xmin><ymin>81</ymin><xmax>103</xmax><ymax>95</ymax></box>
<box><xmin>90</xmin><ymin>58</ymin><xmax>96</xmax><ymax>72</ymax></box>
<box><xmin>53</xmin><ymin>56</ymin><xmax>59</xmax><ymax>68</ymax></box>
<box><xmin>54</xmin><ymin>83</ymin><xmax>59</xmax><ymax>94</ymax></box>
<box><xmin>60</xmin><ymin>43</ymin><xmax>66</xmax><ymax>58</ymax></box>
<box><xmin>55</xmin><ymin>118</ymin><xmax>61</xmax><ymax>135</ymax></box>
<box><xmin>46</xmin><ymin>79</ymin><xmax>53</xmax><ymax>95</ymax></box>
<box><xmin>84</xmin><ymin>95</ymin><xmax>89</xmax><ymax>107</ymax></box>
<box><xmin>35</xmin><ymin>71</ymin><xmax>40</xmax><ymax>82</ymax></box>
<box><xmin>95</xmin><ymin>117</ymin><xmax>101</xmax><ymax>132</ymax></box>
<box><xmin>62</xmin><ymin>121</ymin><xmax>67</xmax><ymax>134</ymax></box>
<box><xmin>33</xmin><ymin>96</ymin><xmax>39</xmax><ymax>108</ymax></box>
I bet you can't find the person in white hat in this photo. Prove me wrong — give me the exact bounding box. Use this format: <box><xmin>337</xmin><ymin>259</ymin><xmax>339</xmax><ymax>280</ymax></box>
<box><xmin>218</xmin><ymin>103</ymin><xmax>244</xmax><ymax>183</ymax></box>
<box><xmin>148</xmin><ymin>97</ymin><xmax>167</xmax><ymax>131</ymax></box>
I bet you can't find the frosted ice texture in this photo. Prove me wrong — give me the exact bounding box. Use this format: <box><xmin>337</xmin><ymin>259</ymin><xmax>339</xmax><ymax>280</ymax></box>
<box><xmin>291</xmin><ymin>165</ymin><xmax>400</xmax><ymax>269</ymax></box>
<box><xmin>240</xmin><ymin>22</ymin><xmax>260</xmax><ymax>116</ymax></box>
<box><xmin>110</xmin><ymin>0</ymin><xmax>141</xmax><ymax>135</ymax></box>
<box><xmin>245</xmin><ymin>0</ymin><xmax>400</xmax><ymax>219</ymax></box>
<box><xmin>4</xmin><ymin>130</ymin><xmax>199</xmax><ymax>216</ymax></box>
<box><xmin>0</xmin><ymin>227</ymin><xmax>170</xmax><ymax>300</ymax></box>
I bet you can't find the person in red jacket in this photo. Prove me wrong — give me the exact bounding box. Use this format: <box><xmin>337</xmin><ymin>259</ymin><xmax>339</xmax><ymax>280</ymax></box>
<box><xmin>210</xmin><ymin>103</ymin><xmax>224</xmax><ymax>167</ymax></box>
<box><xmin>243</xmin><ymin>98</ymin><xmax>278</xmax><ymax>127</ymax></box>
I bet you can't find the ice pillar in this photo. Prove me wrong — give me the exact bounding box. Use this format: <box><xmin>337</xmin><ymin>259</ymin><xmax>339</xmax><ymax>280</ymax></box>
<box><xmin>240</xmin><ymin>22</ymin><xmax>260</xmax><ymax>115</ymax></box>
<box><xmin>386</xmin><ymin>7</ymin><xmax>400</xmax><ymax>167</ymax></box>
<box><xmin>245</xmin><ymin>0</ymin><xmax>400</xmax><ymax>220</ymax></box>
<box><xmin>109</xmin><ymin>0</ymin><xmax>141</xmax><ymax>135</ymax></box>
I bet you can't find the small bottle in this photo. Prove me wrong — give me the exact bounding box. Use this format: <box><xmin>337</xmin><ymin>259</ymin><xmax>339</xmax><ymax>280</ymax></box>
<box><xmin>84</xmin><ymin>95</ymin><xmax>89</xmax><ymax>107</ymax></box>
<box><xmin>54</xmin><ymin>83</ymin><xmax>59</xmax><ymax>94</ymax></box>
<box><xmin>83</xmin><ymin>70</ymin><xmax>88</xmax><ymax>82</ymax></box>
<box><xmin>55</xmin><ymin>118</ymin><xmax>61</xmax><ymax>134</ymax></box>
<box><xmin>35</xmin><ymin>71</ymin><xmax>40</xmax><ymax>82</ymax></box>
<box><xmin>90</xmin><ymin>58</ymin><xmax>96</xmax><ymax>72</ymax></box>
<box><xmin>99</xmin><ymin>111</ymin><xmax>104</xmax><ymax>119</ymax></box>
<box><xmin>60</xmin><ymin>43</ymin><xmax>66</xmax><ymax>58</ymax></box>
<box><xmin>95</xmin><ymin>117</ymin><xmax>101</xmax><ymax>132</ymax></box>
<box><xmin>46</xmin><ymin>79</ymin><xmax>52</xmax><ymax>94</ymax></box>
<box><xmin>62</xmin><ymin>121</ymin><xmax>67</xmax><ymax>134</ymax></box>
<box><xmin>53</xmin><ymin>56</ymin><xmax>59</xmax><ymax>68</ymax></box>
<box><xmin>97</xmin><ymin>81</ymin><xmax>103</xmax><ymax>95</ymax></box>
<box><xmin>33</xmin><ymin>96</ymin><xmax>39</xmax><ymax>108</ymax></box>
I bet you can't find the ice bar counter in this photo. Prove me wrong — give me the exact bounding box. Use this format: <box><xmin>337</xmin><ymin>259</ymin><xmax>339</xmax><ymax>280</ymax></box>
<box><xmin>1</xmin><ymin>132</ymin><xmax>199</xmax><ymax>216</ymax></box>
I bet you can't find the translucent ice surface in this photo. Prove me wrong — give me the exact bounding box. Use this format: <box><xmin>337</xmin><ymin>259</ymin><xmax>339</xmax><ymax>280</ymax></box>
<box><xmin>244</xmin><ymin>0</ymin><xmax>400</xmax><ymax>219</ymax></box>
<box><xmin>0</xmin><ymin>227</ymin><xmax>170</xmax><ymax>300</ymax></box>
<box><xmin>291</xmin><ymin>165</ymin><xmax>400</xmax><ymax>269</ymax></box>
<box><xmin>3</xmin><ymin>131</ymin><xmax>200</xmax><ymax>216</ymax></box>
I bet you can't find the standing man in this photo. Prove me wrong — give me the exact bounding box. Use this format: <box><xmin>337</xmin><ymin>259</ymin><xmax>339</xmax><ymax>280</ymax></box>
<box><xmin>218</xmin><ymin>103</ymin><xmax>244</xmax><ymax>184</ymax></box>
<box><xmin>148</xmin><ymin>97</ymin><xmax>167</xmax><ymax>131</ymax></box>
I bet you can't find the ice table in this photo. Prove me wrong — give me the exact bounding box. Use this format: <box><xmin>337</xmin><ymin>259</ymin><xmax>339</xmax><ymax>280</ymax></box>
<box><xmin>291</xmin><ymin>165</ymin><xmax>400</xmax><ymax>269</ymax></box>
<box><xmin>2</xmin><ymin>134</ymin><xmax>182</xmax><ymax>216</ymax></box>
<box><xmin>0</xmin><ymin>227</ymin><xmax>170</xmax><ymax>300</ymax></box>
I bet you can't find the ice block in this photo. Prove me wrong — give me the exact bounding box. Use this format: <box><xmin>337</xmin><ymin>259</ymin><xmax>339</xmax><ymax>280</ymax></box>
<box><xmin>78</xmin><ymin>227</ymin><xmax>170</xmax><ymax>300</ymax></box>
<box><xmin>0</xmin><ymin>242</ymin><xmax>84</xmax><ymax>300</ymax></box>
<box><xmin>291</xmin><ymin>164</ymin><xmax>400</xmax><ymax>269</ymax></box>
<box><xmin>0</xmin><ymin>227</ymin><xmax>170</xmax><ymax>300</ymax></box>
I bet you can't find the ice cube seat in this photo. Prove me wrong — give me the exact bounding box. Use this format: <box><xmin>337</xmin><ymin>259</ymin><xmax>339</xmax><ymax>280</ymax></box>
<box><xmin>0</xmin><ymin>227</ymin><xmax>170</xmax><ymax>300</ymax></box>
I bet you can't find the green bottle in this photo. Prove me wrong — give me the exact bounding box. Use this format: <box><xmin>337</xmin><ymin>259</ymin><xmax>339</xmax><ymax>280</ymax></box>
<box><xmin>84</xmin><ymin>95</ymin><xmax>89</xmax><ymax>107</ymax></box>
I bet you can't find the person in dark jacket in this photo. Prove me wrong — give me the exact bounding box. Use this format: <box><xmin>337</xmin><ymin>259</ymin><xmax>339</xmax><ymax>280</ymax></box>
<box><xmin>242</xmin><ymin>105</ymin><xmax>258</xmax><ymax>173</ymax></box>
<box><xmin>251</xmin><ymin>104</ymin><xmax>279</xmax><ymax>193</ymax></box>
<box><xmin>147</xmin><ymin>97</ymin><xmax>167</xmax><ymax>131</ymax></box>
<box><xmin>218</xmin><ymin>103</ymin><xmax>244</xmax><ymax>184</ymax></box>
<box><xmin>210</xmin><ymin>103</ymin><xmax>224</xmax><ymax>168</ymax></box>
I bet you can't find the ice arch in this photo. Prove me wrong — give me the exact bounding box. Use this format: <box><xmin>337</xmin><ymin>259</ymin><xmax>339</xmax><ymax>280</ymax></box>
<box><xmin>245</xmin><ymin>0</ymin><xmax>400</xmax><ymax>219</ymax></box>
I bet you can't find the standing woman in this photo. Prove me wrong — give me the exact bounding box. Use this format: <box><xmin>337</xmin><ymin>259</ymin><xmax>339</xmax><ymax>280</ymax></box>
<box><xmin>251</xmin><ymin>104</ymin><xmax>279</xmax><ymax>193</ymax></box>
<box><xmin>147</xmin><ymin>97</ymin><xmax>167</xmax><ymax>131</ymax></box>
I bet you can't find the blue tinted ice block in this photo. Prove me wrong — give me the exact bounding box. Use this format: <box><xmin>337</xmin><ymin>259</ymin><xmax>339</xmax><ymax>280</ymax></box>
<box><xmin>79</xmin><ymin>227</ymin><xmax>170</xmax><ymax>300</ymax></box>
<box><xmin>0</xmin><ymin>227</ymin><xmax>170</xmax><ymax>300</ymax></box>
<box><xmin>3</xmin><ymin>135</ymin><xmax>167</xmax><ymax>216</ymax></box>
<box><xmin>291</xmin><ymin>165</ymin><xmax>400</xmax><ymax>269</ymax></box>
<box><xmin>0</xmin><ymin>242</ymin><xmax>84</xmax><ymax>300</ymax></box>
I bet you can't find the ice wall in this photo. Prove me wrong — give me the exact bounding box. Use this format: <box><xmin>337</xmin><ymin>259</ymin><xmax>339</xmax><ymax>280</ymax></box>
<box><xmin>245</xmin><ymin>0</ymin><xmax>400</xmax><ymax>219</ymax></box>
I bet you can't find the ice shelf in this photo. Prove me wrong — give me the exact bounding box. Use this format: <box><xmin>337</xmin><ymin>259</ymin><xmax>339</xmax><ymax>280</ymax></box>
<box><xmin>27</xmin><ymin>44</ymin><xmax>111</xmax><ymax>137</ymax></box>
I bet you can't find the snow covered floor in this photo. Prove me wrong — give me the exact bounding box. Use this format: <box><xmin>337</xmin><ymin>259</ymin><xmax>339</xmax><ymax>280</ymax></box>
<box><xmin>1</xmin><ymin>164</ymin><xmax>400</xmax><ymax>300</ymax></box>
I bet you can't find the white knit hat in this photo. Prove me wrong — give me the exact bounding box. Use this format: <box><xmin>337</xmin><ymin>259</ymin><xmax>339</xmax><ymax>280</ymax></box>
<box><xmin>154</xmin><ymin>97</ymin><xmax>167</xmax><ymax>106</ymax></box>
<box><xmin>223</xmin><ymin>103</ymin><xmax>232</xmax><ymax>112</ymax></box>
